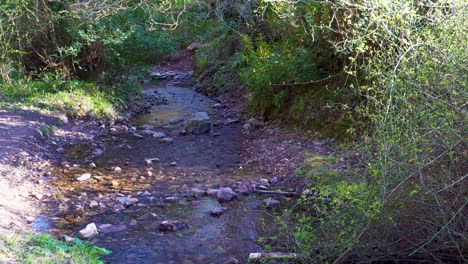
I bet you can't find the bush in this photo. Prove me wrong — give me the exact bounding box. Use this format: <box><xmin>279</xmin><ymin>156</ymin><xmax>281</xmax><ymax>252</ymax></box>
<box><xmin>287</xmin><ymin>1</ymin><xmax>467</xmax><ymax>262</ymax></box>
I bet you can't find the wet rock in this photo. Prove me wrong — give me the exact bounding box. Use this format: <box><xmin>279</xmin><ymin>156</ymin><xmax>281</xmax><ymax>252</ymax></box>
<box><xmin>179</xmin><ymin>129</ymin><xmax>189</xmax><ymax>136</ymax></box>
<box><xmin>111</xmin><ymin>125</ymin><xmax>128</xmax><ymax>135</ymax></box>
<box><xmin>169</xmin><ymin>117</ymin><xmax>184</xmax><ymax>125</ymax></box>
<box><xmin>89</xmin><ymin>162</ymin><xmax>97</xmax><ymax>169</ymax></box>
<box><xmin>153</xmin><ymin>132</ymin><xmax>166</xmax><ymax>138</ymax></box>
<box><xmin>259</xmin><ymin>178</ymin><xmax>270</xmax><ymax>186</ymax></box>
<box><xmin>190</xmin><ymin>188</ymin><xmax>205</xmax><ymax>197</ymax></box>
<box><xmin>56</xmin><ymin>147</ymin><xmax>65</xmax><ymax>153</ymax></box>
<box><xmin>213</xmin><ymin>120</ymin><xmax>225</xmax><ymax>127</ymax></box>
<box><xmin>116</xmin><ymin>197</ymin><xmax>139</xmax><ymax>206</ymax></box>
<box><xmin>92</xmin><ymin>149</ymin><xmax>104</xmax><ymax>156</ymax></box>
<box><xmin>185</xmin><ymin>112</ymin><xmax>212</xmax><ymax>135</ymax></box>
<box><xmin>129</xmin><ymin>219</ymin><xmax>137</xmax><ymax>226</ymax></box>
<box><xmin>114</xmin><ymin>167</ymin><xmax>122</xmax><ymax>173</ymax></box>
<box><xmin>98</xmin><ymin>224</ymin><xmax>127</xmax><ymax>233</ymax></box>
<box><xmin>158</xmin><ymin>220</ymin><xmax>189</xmax><ymax>232</ymax></box>
<box><xmin>263</xmin><ymin>198</ymin><xmax>280</xmax><ymax>209</ymax></box>
<box><xmin>78</xmin><ymin>223</ymin><xmax>98</xmax><ymax>239</ymax></box>
<box><xmin>170</xmin><ymin>162</ymin><xmax>177</xmax><ymax>166</ymax></box>
<box><xmin>212</xmin><ymin>103</ymin><xmax>222</xmax><ymax>108</ymax></box>
<box><xmin>160</xmin><ymin>137</ymin><xmax>173</xmax><ymax>143</ymax></box>
<box><xmin>142</xmin><ymin>191</ymin><xmax>152</xmax><ymax>197</ymax></box>
<box><xmin>206</xmin><ymin>188</ymin><xmax>219</xmax><ymax>196</ymax></box>
<box><xmin>164</xmin><ymin>197</ymin><xmax>179</xmax><ymax>203</ymax></box>
<box><xmin>140</xmin><ymin>129</ymin><xmax>156</xmax><ymax>136</ymax></box>
<box><xmin>258</xmin><ymin>185</ymin><xmax>268</xmax><ymax>190</ymax></box>
<box><xmin>132</xmin><ymin>132</ymin><xmax>144</xmax><ymax>139</ymax></box>
<box><xmin>224</xmin><ymin>118</ymin><xmax>239</xmax><ymax>125</ymax></box>
<box><xmin>217</xmin><ymin>187</ymin><xmax>237</xmax><ymax>202</ymax></box>
<box><xmin>89</xmin><ymin>200</ymin><xmax>99</xmax><ymax>208</ymax></box>
<box><xmin>77</xmin><ymin>173</ymin><xmax>91</xmax><ymax>182</ymax></box>
<box><xmin>145</xmin><ymin>158</ymin><xmax>160</xmax><ymax>164</ymax></box>
<box><xmin>112</xmin><ymin>204</ymin><xmax>125</xmax><ymax>212</ymax></box>
<box><xmin>270</xmin><ymin>176</ymin><xmax>278</xmax><ymax>183</ymax></box>
<box><xmin>209</xmin><ymin>206</ymin><xmax>228</xmax><ymax>217</ymax></box>
<box><xmin>211</xmin><ymin>133</ymin><xmax>221</xmax><ymax>137</ymax></box>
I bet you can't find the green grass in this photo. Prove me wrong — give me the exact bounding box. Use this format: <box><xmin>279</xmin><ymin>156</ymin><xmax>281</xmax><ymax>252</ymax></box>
<box><xmin>0</xmin><ymin>233</ymin><xmax>110</xmax><ymax>264</ymax></box>
<box><xmin>0</xmin><ymin>77</ymin><xmax>141</xmax><ymax>119</ymax></box>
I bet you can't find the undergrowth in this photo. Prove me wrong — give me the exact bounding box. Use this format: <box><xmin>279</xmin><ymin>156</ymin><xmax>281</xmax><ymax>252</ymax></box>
<box><xmin>0</xmin><ymin>233</ymin><xmax>109</xmax><ymax>264</ymax></box>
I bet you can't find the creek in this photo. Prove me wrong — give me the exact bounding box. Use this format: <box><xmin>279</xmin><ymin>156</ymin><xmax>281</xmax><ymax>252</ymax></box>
<box><xmin>35</xmin><ymin>72</ymin><xmax>286</xmax><ymax>263</ymax></box>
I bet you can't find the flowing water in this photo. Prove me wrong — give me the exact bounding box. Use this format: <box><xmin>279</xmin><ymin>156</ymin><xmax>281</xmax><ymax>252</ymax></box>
<box><xmin>37</xmin><ymin>72</ymin><xmax>285</xmax><ymax>263</ymax></box>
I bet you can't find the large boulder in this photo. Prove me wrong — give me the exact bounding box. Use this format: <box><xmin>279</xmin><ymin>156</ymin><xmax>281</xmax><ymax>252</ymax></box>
<box><xmin>185</xmin><ymin>112</ymin><xmax>212</xmax><ymax>135</ymax></box>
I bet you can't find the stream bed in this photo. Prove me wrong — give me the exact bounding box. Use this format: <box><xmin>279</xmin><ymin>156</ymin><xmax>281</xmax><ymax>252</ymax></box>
<box><xmin>36</xmin><ymin>72</ymin><xmax>288</xmax><ymax>264</ymax></box>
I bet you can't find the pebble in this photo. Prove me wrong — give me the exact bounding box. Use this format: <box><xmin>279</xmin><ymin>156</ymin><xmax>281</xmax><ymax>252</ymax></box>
<box><xmin>152</xmin><ymin>132</ymin><xmax>166</xmax><ymax>138</ymax></box>
<box><xmin>77</xmin><ymin>173</ymin><xmax>91</xmax><ymax>181</ymax></box>
<box><xmin>164</xmin><ymin>197</ymin><xmax>179</xmax><ymax>203</ymax></box>
<box><xmin>89</xmin><ymin>162</ymin><xmax>97</xmax><ymax>169</ymax></box>
<box><xmin>114</xmin><ymin>167</ymin><xmax>122</xmax><ymax>173</ymax></box>
<box><xmin>132</xmin><ymin>133</ymin><xmax>144</xmax><ymax>139</ymax></box>
<box><xmin>56</xmin><ymin>147</ymin><xmax>65</xmax><ymax>153</ymax></box>
<box><xmin>170</xmin><ymin>162</ymin><xmax>177</xmax><ymax>166</ymax></box>
<box><xmin>89</xmin><ymin>200</ymin><xmax>99</xmax><ymax>208</ymax></box>
<box><xmin>160</xmin><ymin>137</ymin><xmax>174</xmax><ymax>143</ymax></box>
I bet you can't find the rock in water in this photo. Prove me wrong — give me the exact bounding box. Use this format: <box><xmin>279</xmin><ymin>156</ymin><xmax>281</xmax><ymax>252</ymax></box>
<box><xmin>259</xmin><ymin>178</ymin><xmax>270</xmax><ymax>186</ymax></box>
<box><xmin>217</xmin><ymin>187</ymin><xmax>237</xmax><ymax>202</ymax></box>
<box><xmin>209</xmin><ymin>207</ymin><xmax>228</xmax><ymax>217</ymax></box>
<box><xmin>206</xmin><ymin>188</ymin><xmax>219</xmax><ymax>196</ymax></box>
<box><xmin>158</xmin><ymin>220</ymin><xmax>189</xmax><ymax>232</ymax></box>
<box><xmin>78</xmin><ymin>223</ymin><xmax>98</xmax><ymax>239</ymax></box>
<box><xmin>98</xmin><ymin>224</ymin><xmax>127</xmax><ymax>233</ymax></box>
<box><xmin>160</xmin><ymin>137</ymin><xmax>174</xmax><ymax>143</ymax></box>
<box><xmin>152</xmin><ymin>132</ymin><xmax>166</xmax><ymax>138</ymax></box>
<box><xmin>185</xmin><ymin>112</ymin><xmax>212</xmax><ymax>135</ymax></box>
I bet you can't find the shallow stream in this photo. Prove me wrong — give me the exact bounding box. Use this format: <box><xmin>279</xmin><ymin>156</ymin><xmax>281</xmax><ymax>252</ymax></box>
<box><xmin>36</xmin><ymin>73</ymin><xmax>286</xmax><ymax>263</ymax></box>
